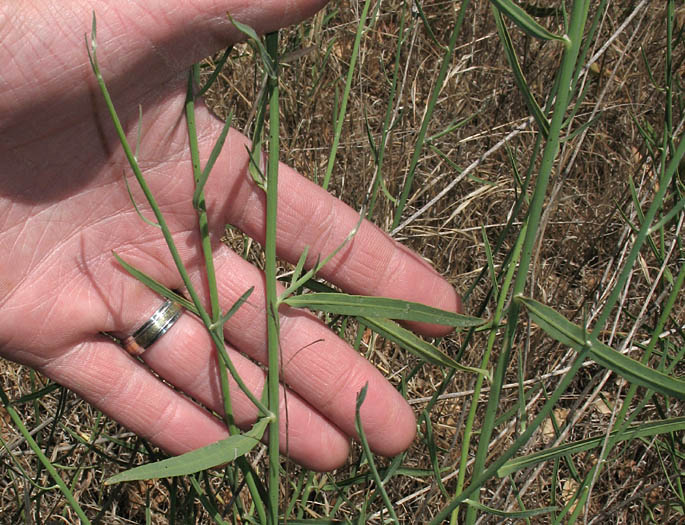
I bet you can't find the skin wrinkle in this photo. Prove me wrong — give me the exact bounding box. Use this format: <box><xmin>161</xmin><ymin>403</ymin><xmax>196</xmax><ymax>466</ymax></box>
<box><xmin>144</xmin><ymin>389</ymin><xmax>185</xmax><ymax>445</ymax></box>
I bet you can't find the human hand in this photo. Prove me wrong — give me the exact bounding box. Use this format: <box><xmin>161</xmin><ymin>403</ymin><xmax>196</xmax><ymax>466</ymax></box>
<box><xmin>0</xmin><ymin>1</ymin><xmax>460</xmax><ymax>471</ymax></box>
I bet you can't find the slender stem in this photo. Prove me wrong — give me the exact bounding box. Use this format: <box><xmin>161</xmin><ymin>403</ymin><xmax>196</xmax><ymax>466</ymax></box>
<box><xmin>184</xmin><ymin>66</ymin><xmax>236</xmax><ymax>430</ymax></box>
<box><xmin>264</xmin><ymin>31</ymin><xmax>281</xmax><ymax>525</ymax></box>
<box><xmin>451</xmin><ymin>224</ymin><xmax>527</xmax><ymax>524</ymax></box>
<box><xmin>463</xmin><ymin>2</ymin><xmax>589</xmax><ymax>522</ymax></box>
<box><xmin>184</xmin><ymin>67</ymin><xmax>269</xmax><ymax>525</ymax></box>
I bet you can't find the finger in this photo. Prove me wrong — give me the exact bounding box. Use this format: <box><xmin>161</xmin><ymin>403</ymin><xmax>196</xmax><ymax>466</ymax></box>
<box><xmin>41</xmin><ymin>332</ymin><xmax>350</xmax><ymax>472</ymax></box>
<box><xmin>97</xmin><ymin>287</ymin><xmax>351</xmax><ymax>471</ymax></box>
<box><xmin>202</xmin><ymin>126</ymin><xmax>461</xmax><ymax>336</ymax></box>
<box><xmin>140</xmin><ymin>307</ymin><xmax>352</xmax><ymax>471</ymax></box>
<box><xmin>39</xmin><ymin>338</ymin><xmax>231</xmax><ymax>456</ymax></box>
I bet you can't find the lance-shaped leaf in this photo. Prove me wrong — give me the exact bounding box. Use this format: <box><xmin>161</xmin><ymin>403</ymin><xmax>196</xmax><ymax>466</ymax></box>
<box><xmin>284</xmin><ymin>293</ymin><xmax>484</xmax><ymax>328</ymax></box>
<box><xmin>491</xmin><ymin>0</ymin><xmax>569</xmax><ymax>44</ymax></box>
<box><xmin>105</xmin><ymin>417</ymin><xmax>270</xmax><ymax>484</ymax></box>
<box><xmin>464</xmin><ymin>499</ymin><xmax>558</xmax><ymax>518</ymax></box>
<box><xmin>516</xmin><ymin>296</ymin><xmax>685</xmax><ymax>400</ymax></box>
<box><xmin>360</xmin><ymin>317</ymin><xmax>490</xmax><ymax>379</ymax></box>
<box><xmin>227</xmin><ymin>14</ymin><xmax>276</xmax><ymax>78</ymax></box>
<box><xmin>498</xmin><ymin>416</ymin><xmax>685</xmax><ymax>477</ymax></box>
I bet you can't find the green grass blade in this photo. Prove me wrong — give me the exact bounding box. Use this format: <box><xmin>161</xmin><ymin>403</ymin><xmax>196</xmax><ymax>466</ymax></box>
<box><xmin>0</xmin><ymin>388</ymin><xmax>91</xmax><ymax>524</ymax></box>
<box><xmin>216</xmin><ymin>286</ymin><xmax>254</xmax><ymax>328</ymax></box>
<box><xmin>283</xmin><ymin>293</ymin><xmax>484</xmax><ymax>327</ymax></box>
<box><xmin>196</xmin><ymin>45</ymin><xmax>233</xmax><ymax>98</ymax></box>
<box><xmin>491</xmin><ymin>0</ymin><xmax>569</xmax><ymax>43</ymax></box>
<box><xmin>516</xmin><ymin>296</ymin><xmax>685</xmax><ymax>399</ymax></box>
<box><xmin>355</xmin><ymin>384</ymin><xmax>399</xmax><ymax>525</ymax></box>
<box><xmin>391</xmin><ymin>0</ymin><xmax>471</xmax><ymax>228</ymax></box>
<box><xmin>105</xmin><ymin>417</ymin><xmax>270</xmax><ymax>484</ymax></box>
<box><xmin>498</xmin><ymin>416</ymin><xmax>685</xmax><ymax>477</ymax></box>
<box><xmin>112</xmin><ymin>252</ymin><xmax>198</xmax><ymax>313</ymax></box>
<box><xmin>492</xmin><ymin>6</ymin><xmax>550</xmax><ymax>137</ymax></box>
<box><xmin>359</xmin><ymin>317</ymin><xmax>489</xmax><ymax>378</ymax></box>
<box><xmin>192</xmin><ymin>111</ymin><xmax>233</xmax><ymax>209</ymax></box>
<box><xmin>464</xmin><ymin>498</ymin><xmax>558</xmax><ymax>518</ymax></box>
<box><xmin>322</xmin><ymin>0</ymin><xmax>372</xmax><ymax>190</ymax></box>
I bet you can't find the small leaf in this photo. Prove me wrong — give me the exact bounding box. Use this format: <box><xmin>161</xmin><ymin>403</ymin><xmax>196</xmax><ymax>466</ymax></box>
<box><xmin>227</xmin><ymin>13</ymin><xmax>277</xmax><ymax>77</ymax></box>
<box><xmin>215</xmin><ymin>286</ymin><xmax>254</xmax><ymax>328</ymax></box>
<box><xmin>360</xmin><ymin>317</ymin><xmax>490</xmax><ymax>379</ymax></box>
<box><xmin>491</xmin><ymin>0</ymin><xmax>569</xmax><ymax>43</ymax></box>
<box><xmin>106</xmin><ymin>417</ymin><xmax>269</xmax><ymax>484</ymax></box>
<box><xmin>283</xmin><ymin>293</ymin><xmax>484</xmax><ymax>328</ymax></box>
<box><xmin>516</xmin><ymin>296</ymin><xmax>685</xmax><ymax>400</ymax></box>
<box><xmin>498</xmin><ymin>416</ymin><xmax>685</xmax><ymax>477</ymax></box>
<box><xmin>113</xmin><ymin>252</ymin><xmax>197</xmax><ymax>314</ymax></box>
<box><xmin>193</xmin><ymin>111</ymin><xmax>233</xmax><ymax>209</ymax></box>
<box><xmin>492</xmin><ymin>6</ymin><xmax>550</xmax><ymax>137</ymax></box>
<box><xmin>291</xmin><ymin>246</ymin><xmax>310</xmax><ymax>286</ymax></box>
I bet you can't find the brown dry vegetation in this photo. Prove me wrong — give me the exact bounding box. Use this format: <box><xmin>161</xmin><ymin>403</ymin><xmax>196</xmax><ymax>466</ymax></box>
<box><xmin>1</xmin><ymin>1</ymin><xmax>684</xmax><ymax>523</ymax></box>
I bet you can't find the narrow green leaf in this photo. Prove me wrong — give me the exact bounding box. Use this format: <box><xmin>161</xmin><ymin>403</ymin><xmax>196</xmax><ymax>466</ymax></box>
<box><xmin>283</xmin><ymin>293</ymin><xmax>484</xmax><ymax>328</ymax></box>
<box><xmin>122</xmin><ymin>172</ymin><xmax>160</xmax><ymax>229</ymax></box>
<box><xmin>360</xmin><ymin>317</ymin><xmax>490</xmax><ymax>379</ymax></box>
<box><xmin>465</xmin><ymin>498</ymin><xmax>558</xmax><ymax>518</ymax></box>
<box><xmin>196</xmin><ymin>45</ymin><xmax>233</xmax><ymax>98</ymax></box>
<box><xmin>516</xmin><ymin>296</ymin><xmax>685</xmax><ymax>399</ymax></box>
<box><xmin>106</xmin><ymin>417</ymin><xmax>270</xmax><ymax>484</ymax></box>
<box><xmin>355</xmin><ymin>383</ymin><xmax>399</xmax><ymax>525</ymax></box>
<box><xmin>492</xmin><ymin>6</ymin><xmax>550</xmax><ymax>137</ymax></box>
<box><xmin>291</xmin><ymin>246</ymin><xmax>310</xmax><ymax>286</ymax></box>
<box><xmin>491</xmin><ymin>0</ymin><xmax>569</xmax><ymax>43</ymax></box>
<box><xmin>112</xmin><ymin>252</ymin><xmax>198</xmax><ymax>314</ymax></box>
<box><xmin>193</xmin><ymin>111</ymin><xmax>233</xmax><ymax>209</ymax></box>
<box><xmin>498</xmin><ymin>416</ymin><xmax>685</xmax><ymax>477</ymax></box>
<box><xmin>14</xmin><ymin>383</ymin><xmax>60</xmax><ymax>404</ymax></box>
<box><xmin>227</xmin><ymin>14</ymin><xmax>276</xmax><ymax>77</ymax></box>
<box><xmin>215</xmin><ymin>286</ymin><xmax>254</xmax><ymax>328</ymax></box>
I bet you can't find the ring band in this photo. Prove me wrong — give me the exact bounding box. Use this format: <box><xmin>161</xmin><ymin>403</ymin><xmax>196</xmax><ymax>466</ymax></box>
<box><xmin>121</xmin><ymin>298</ymin><xmax>183</xmax><ymax>356</ymax></box>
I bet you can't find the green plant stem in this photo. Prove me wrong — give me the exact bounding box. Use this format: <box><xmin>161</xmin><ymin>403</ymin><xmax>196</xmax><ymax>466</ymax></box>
<box><xmin>184</xmin><ymin>66</ymin><xmax>268</xmax><ymax>525</ymax></box>
<box><xmin>463</xmin><ymin>2</ymin><xmax>589</xmax><ymax>522</ymax></box>
<box><xmin>451</xmin><ymin>224</ymin><xmax>527</xmax><ymax>524</ymax></box>
<box><xmin>90</xmin><ymin>22</ymin><xmax>271</xmax><ymax>419</ymax></box>
<box><xmin>184</xmin><ymin>65</ymin><xmax>235</xmax><ymax>430</ymax></box>
<box><xmin>428</xmin><ymin>348</ymin><xmax>591</xmax><ymax>525</ymax></box>
<box><xmin>264</xmin><ymin>31</ymin><xmax>281</xmax><ymax>525</ymax></box>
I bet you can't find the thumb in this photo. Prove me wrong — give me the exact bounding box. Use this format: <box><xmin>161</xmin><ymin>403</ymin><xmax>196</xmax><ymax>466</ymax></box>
<box><xmin>1</xmin><ymin>0</ymin><xmax>328</xmax><ymax>116</ymax></box>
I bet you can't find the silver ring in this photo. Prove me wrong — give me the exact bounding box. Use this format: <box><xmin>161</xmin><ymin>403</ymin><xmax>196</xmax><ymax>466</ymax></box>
<box><xmin>120</xmin><ymin>298</ymin><xmax>183</xmax><ymax>356</ymax></box>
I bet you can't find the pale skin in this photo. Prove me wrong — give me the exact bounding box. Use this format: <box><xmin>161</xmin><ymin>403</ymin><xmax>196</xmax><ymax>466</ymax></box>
<box><xmin>0</xmin><ymin>1</ymin><xmax>461</xmax><ymax>471</ymax></box>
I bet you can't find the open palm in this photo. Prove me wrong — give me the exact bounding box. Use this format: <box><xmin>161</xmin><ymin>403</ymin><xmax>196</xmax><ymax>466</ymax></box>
<box><xmin>0</xmin><ymin>1</ymin><xmax>460</xmax><ymax>471</ymax></box>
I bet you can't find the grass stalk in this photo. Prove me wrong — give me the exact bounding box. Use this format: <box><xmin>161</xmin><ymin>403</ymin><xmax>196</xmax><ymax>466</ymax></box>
<box><xmin>390</xmin><ymin>0</ymin><xmax>471</xmax><ymax>229</ymax></box>
<box><xmin>462</xmin><ymin>1</ymin><xmax>590</xmax><ymax>522</ymax></box>
<box><xmin>264</xmin><ymin>30</ymin><xmax>282</xmax><ymax>525</ymax></box>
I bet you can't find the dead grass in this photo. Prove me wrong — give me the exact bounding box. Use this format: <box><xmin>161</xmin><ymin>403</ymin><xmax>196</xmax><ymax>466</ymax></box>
<box><xmin>2</xmin><ymin>1</ymin><xmax>683</xmax><ymax>523</ymax></box>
